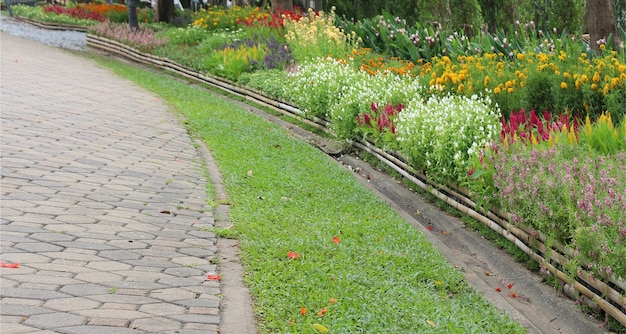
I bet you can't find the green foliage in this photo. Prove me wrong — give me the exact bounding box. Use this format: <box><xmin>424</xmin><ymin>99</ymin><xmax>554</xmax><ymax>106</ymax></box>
<box><xmin>523</xmin><ymin>69</ymin><xmax>556</xmax><ymax>113</ymax></box>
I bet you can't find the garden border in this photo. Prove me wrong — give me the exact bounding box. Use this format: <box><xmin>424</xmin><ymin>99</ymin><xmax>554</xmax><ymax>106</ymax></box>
<box><xmin>84</xmin><ymin>33</ymin><xmax>626</xmax><ymax>328</ymax></box>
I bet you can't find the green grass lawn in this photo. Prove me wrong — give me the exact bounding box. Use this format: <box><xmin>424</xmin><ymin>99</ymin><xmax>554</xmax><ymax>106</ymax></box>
<box><xmin>96</xmin><ymin>57</ymin><xmax>525</xmax><ymax>334</ymax></box>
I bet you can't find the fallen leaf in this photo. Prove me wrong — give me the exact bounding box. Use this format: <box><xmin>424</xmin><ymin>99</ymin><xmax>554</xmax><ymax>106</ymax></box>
<box><xmin>426</xmin><ymin>320</ymin><xmax>437</xmax><ymax>327</ymax></box>
<box><xmin>247</xmin><ymin>170</ymin><xmax>253</xmax><ymax>177</ymax></box>
<box><xmin>509</xmin><ymin>293</ymin><xmax>517</xmax><ymax>298</ymax></box>
<box><xmin>280</xmin><ymin>196</ymin><xmax>292</xmax><ymax>201</ymax></box>
<box><xmin>312</xmin><ymin>323</ymin><xmax>329</xmax><ymax>333</ymax></box>
<box><xmin>434</xmin><ymin>280</ymin><xmax>442</xmax><ymax>286</ymax></box>
<box><xmin>0</xmin><ymin>262</ymin><xmax>20</xmax><ymax>268</ymax></box>
<box><xmin>441</xmin><ymin>229</ymin><xmax>448</xmax><ymax>235</ymax></box>
<box><xmin>289</xmin><ymin>319</ymin><xmax>295</xmax><ymax>325</ymax></box>
<box><xmin>159</xmin><ymin>210</ymin><xmax>171</xmax><ymax>214</ymax></box>
<box><xmin>207</xmin><ymin>274</ymin><xmax>221</xmax><ymax>281</ymax></box>
<box><xmin>332</xmin><ymin>236</ymin><xmax>340</xmax><ymax>244</ymax></box>
<box><xmin>485</xmin><ymin>271</ymin><xmax>493</xmax><ymax>276</ymax></box>
<box><xmin>287</xmin><ymin>251</ymin><xmax>301</xmax><ymax>259</ymax></box>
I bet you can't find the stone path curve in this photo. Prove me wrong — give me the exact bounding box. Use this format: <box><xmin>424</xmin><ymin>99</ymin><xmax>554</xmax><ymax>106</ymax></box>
<box><xmin>1</xmin><ymin>32</ymin><xmax>226</xmax><ymax>334</ymax></box>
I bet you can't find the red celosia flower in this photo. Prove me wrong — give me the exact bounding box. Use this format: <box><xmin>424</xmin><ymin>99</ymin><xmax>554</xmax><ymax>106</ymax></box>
<box><xmin>333</xmin><ymin>236</ymin><xmax>340</xmax><ymax>244</ymax></box>
<box><xmin>287</xmin><ymin>251</ymin><xmax>301</xmax><ymax>259</ymax></box>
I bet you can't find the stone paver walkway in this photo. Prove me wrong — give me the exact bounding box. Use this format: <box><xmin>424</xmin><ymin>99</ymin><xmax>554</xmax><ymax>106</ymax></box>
<box><xmin>1</xmin><ymin>32</ymin><xmax>222</xmax><ymax>333</ymax></box>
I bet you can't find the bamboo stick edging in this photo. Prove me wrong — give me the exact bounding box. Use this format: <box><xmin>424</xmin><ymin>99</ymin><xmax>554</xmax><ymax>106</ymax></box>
<box><xmin>14</xmin><ymin>16</ymin><xmax>89</xmax><ymax>32</ymax></box>
<box><xmin>84</xmin><ymin>34</ymin><xmax>625</xmax><ymax>326</ymax></box>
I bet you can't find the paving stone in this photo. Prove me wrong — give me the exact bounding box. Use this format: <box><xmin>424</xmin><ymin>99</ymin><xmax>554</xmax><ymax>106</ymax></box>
<box><xmin>0</xmin><ymin>323</ymin><xmax>45</xmax><ymax>334</ymax></box>
<box><xmin>137</xmin><ymin>303</ymin><xmax>186</xmax><ymax>316</ymax></box>
<box><xmin>182</xmin><ymin>323</ymin><xmax>220</xmax><ymax>332</ymax></box>
<box><xmin>0</xmin><ymin>252</ymin><xmax>52</xmax><ymax>264</ymax></box>
<box><xmin>188</xmin><ymin>306</ymin><xmax>219</xmax><ymax>315</ymax></box>
<box><xmin>0</xmin><ymin>304</ymin><xmax>54</xmax><ymax>316</ymax></box>
<box><xmin>18</xmin><ymin>282</ymin><xmax>60</xmax><ymax>291</ymax></box>
<box><xmin>73</xmin><ymin>309</ymin><xmax>150</xmax><ymax>320</ymax></box>
<box><xmin>54</xmin><ymin>241</ymin><xmax>115</xmax><ymax>251</ymax></box>
<box><xmin>105</xmin><ymin>240</ymin><xmax>147</xmax><ymax>250</ymax></box>
<box><xmin>100</xmin><ymin>303</ymin><xmax>139</xmax><ymax>311</ymax></box>
<box><xmin>162</xmin><ymin>267</ymin><xmax>204</xmax><ymax>278</ymax></box>
<box><xmin>174</xmin><ymin>298</ymin><xmax>221</xmax><ymax>308</ymax></box>
<box><xmin>177</xmin><ymin>247</ymin><xmax>216</xmax><ymax>258</ymax></box>
<box><xmin>149</xmin><ymin>288</ymin><xmax>196</xmax><ymax>302</ymax></box>
<box><xmin>167</xmin><ymin>314</ymin><xmax>220</xmax><ymax>324</ymax></box>
<box><xmin>86</xmin><ymin>294</ymin><xmax>160</xmax><ymax>305</ymax></box>
<box><xmin>59</xmin><ymin>284</ymin><xmax>110</xmax><ymax>296</ymax></box>
<box><xmin>156</xmin><ymin>277</ymin><xmax>203</xmax><ymax>287</ymax></box>
<box><xmin>0</xmin><ymin>288</ymin><xmax>70</xmax><ymax>300</ymax></box>
<box><xmin>30</xmin><ymin>233</ymin><xmax>76</xmax><ymax>242</ymax></box>
<box><xmin>85</xmin><ymin>318</ymin><xmax>131</xmax><ymax>327</ymax></box>
<box><xmin>97</xmin><ymin>250</ymin><xmax>142</xmax><ymax>261</ymax></box>
<box><xmin>13</xmin><ymin>242</ymin><xmax>64</xmax><ymax>253</ymax></box>
<box><xmin>73</xmin><ymin>272</ymin><xmax>124</xmax><ymax>284</ymax></box>
<box><xmin>43</xmin><ymin>297</ymin><xmax>102</xmax><ymax>311</ymax></box>
<box><xmin>85</xmin><ymin>261</ymin><xmax>133</xmax><ymax>271</ymax></box>
<box><xmin>23</xmin><ymin>313</ymin><xmax>86</xmax><ymax>328</ymax></box>
<box><xmin>130</xmin><ymin>317</ymin><xmax>182</xmax><ymax>332</ymax></box>
<box><xmin>170</xmin><ymin>256</ymin><xmax>210</xmax><ymax>266</ymax></box>
<box><xmin>4</xmin><ymin>274</ymin><xmax>81</xmax><ymax>285</ymax></box>
<box><xmin>1</xmin><ymin>298</ymin><xmax>44</xmax><ymax>306</ymax></box>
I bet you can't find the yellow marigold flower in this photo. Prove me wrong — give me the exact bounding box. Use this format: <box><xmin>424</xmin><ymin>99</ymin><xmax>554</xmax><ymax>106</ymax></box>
<box><xmin>517</xmin><ymin>53</ymin><xmax>525</xmax><ymax>61</ymax></box>
<box><xmin>494</xmin><ymin>87</ymin><xmax>501</xmax><ymax>94</ymax></box>
<box><xmin>507</xmin><ymin>87</ymin><xmax>514</xmax><ymax>93</ymax></box>
<box><xmin>593</xmin><ymin>72</ymin><xmax>600</xmax><ymax>83</ymax></box>
<box><xmin>575</xmin><ymin>80</ymin><xmax>581</xmax><ymax>89</ymax></box>
<box><xmin>603</xmin><ymin>84</ymin><xmax>610</xmax><ymax>95</ymax></box>
<box><xmin>600</xmin><ymin>44</ymin><xmax>606</xmax><ymax>50</ymax></box>
<box><xmin>560</xmin><ymin>82</ymin><xmax>568</xmax><ymax>89</ymax></box>
<box><xmin>591</xmin><ymin>83</ymin><xmax>598</xmax><ymax>90</ymax></box>
<box><xmin>580</xmin><ymin>74</ymin><xmax>589</xmax><ymax>83</ymax></box>
<box><xmin>483</xmin><ymin>76</ymin><xmax>490</xmax><ymax>87</ymax></box>
<box><xmin>505</xmin><ymin>81</ymin><xmax>512</xmax><ymax>89</ymax></box>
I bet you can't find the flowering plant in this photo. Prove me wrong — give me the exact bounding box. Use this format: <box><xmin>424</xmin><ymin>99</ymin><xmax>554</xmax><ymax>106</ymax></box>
<box><xmin>396</xmin><ymin>94</ymin><xmax>501</xmax><ymax>182</ymax></box>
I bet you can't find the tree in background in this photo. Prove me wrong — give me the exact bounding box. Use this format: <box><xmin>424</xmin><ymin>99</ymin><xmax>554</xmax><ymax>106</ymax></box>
<box><xmin>586</xmin><ymin>0</ymin><xmax>620</xmax><ymax>53</ymax></box>
<box><xmin>155</xmin><ymin>0</ymin><xmax>176</xmax><ymax>23</ymax></box>
<box><xmin>271</xmin><ymin>0</ymin><xmax>293</xmax><ymax>11</ymax></box>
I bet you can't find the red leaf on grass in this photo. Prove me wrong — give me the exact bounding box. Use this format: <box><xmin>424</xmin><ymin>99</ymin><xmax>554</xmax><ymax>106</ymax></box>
<box><xmin>287</xmin><ymin>251</ymin><xmax>301</xmax><ymax>259</ymax></box>
<box><xmin>317</xmin><ymin>307</ymin><xmax>327</xmax><ymax>317</ymax></box>
<box><xmin>332</xmin><ymin>236</ymin><xmax>340</xmax><ymax>244</ymax></box>
<box><xmin>207</xmin><ymin>274</ymin><xmax>221</xmax><ymax>281</ymax></box>
<box><xmin>0</xmin><ymin>262</ymin><xmax>20</xmax><ymax>268</ymax></box>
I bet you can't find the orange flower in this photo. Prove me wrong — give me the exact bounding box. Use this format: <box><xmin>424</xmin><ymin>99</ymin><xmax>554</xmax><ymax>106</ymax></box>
<box><xmin>317</xmin><ymin>307</ymin><xmax>327</xmax><ymax>317</ymax></box>
<box><xmin>332</xmin><ymin>236</ymin><xmax>340</xmax><ymax>244</ymax></box>
<box><xmin>300</xmin><ymin>307</ymin><xmax>307</xmax><ymax>316</ymax></box>
<box><xmin>287</xmin><ymin>251</ymin><xmax>301</xmax><ymax>259</ymax></box>
<box><xmin>329</xmin><ymin>298</ymin><xmax>337</xmax><ymax>304</ymax></box>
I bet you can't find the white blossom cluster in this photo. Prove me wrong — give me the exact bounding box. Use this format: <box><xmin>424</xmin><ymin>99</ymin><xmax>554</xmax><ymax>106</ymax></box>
<box><xmin>396</xmin><ymin>94</ymin><xmax>501</xmax><ymax>181</ymax></box>
<box><xmin>284</xmin><ymin>57</ymin><xmax>368</xmax><ymax>119</ymax></box>
<box><xmin>328</xmin><ymin>71</ymin><xmax>425</xmax><ymax>139</ymax></box>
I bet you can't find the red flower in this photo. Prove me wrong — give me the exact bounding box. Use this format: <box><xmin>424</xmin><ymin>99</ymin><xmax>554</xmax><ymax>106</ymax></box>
<box><xmin>332</xmin><ymin>236</ymin><xmax>340</xmax><ymax>244</ymax></box>
<box><xmin>509</xmin><ymin>293</ymin><xmax>517</xmax><ymax>298</ymax></box>
<box><xmin>495</xmin><ymin>287</ymin><xmax>502</xmax><ymax>292</ymax></box>
<box><xmin>207</xmin><ymin>274</ymin><xmax>221</xmax><ymax>281</ymax></box>
<box><xmin>300</xmin><ymin>307</ymin><xmax>307</xmax><ymax>316</ymax></box>
<box><xmin>507</xmin><ymin>283</ymin><xmax>514</xmax><ymax>289</ymax></box>
<box><xmin>317</xmin><ymin>307</ymin><xmax>327</xmax><ymax>317</ymax></box>
<box><xmin>329</xmin><ymin>298</ymin><xmax>337</xmax><ymax>304</ymax></box>
<box><xmin>427</xmin><ymin>225</ymin><xmax>434</xmax><ymax>231</ymax></box>
<box><xmin>287</xmin><ymin>251</ymin><xmax>301</xmax><ymax>259</ymax></box>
